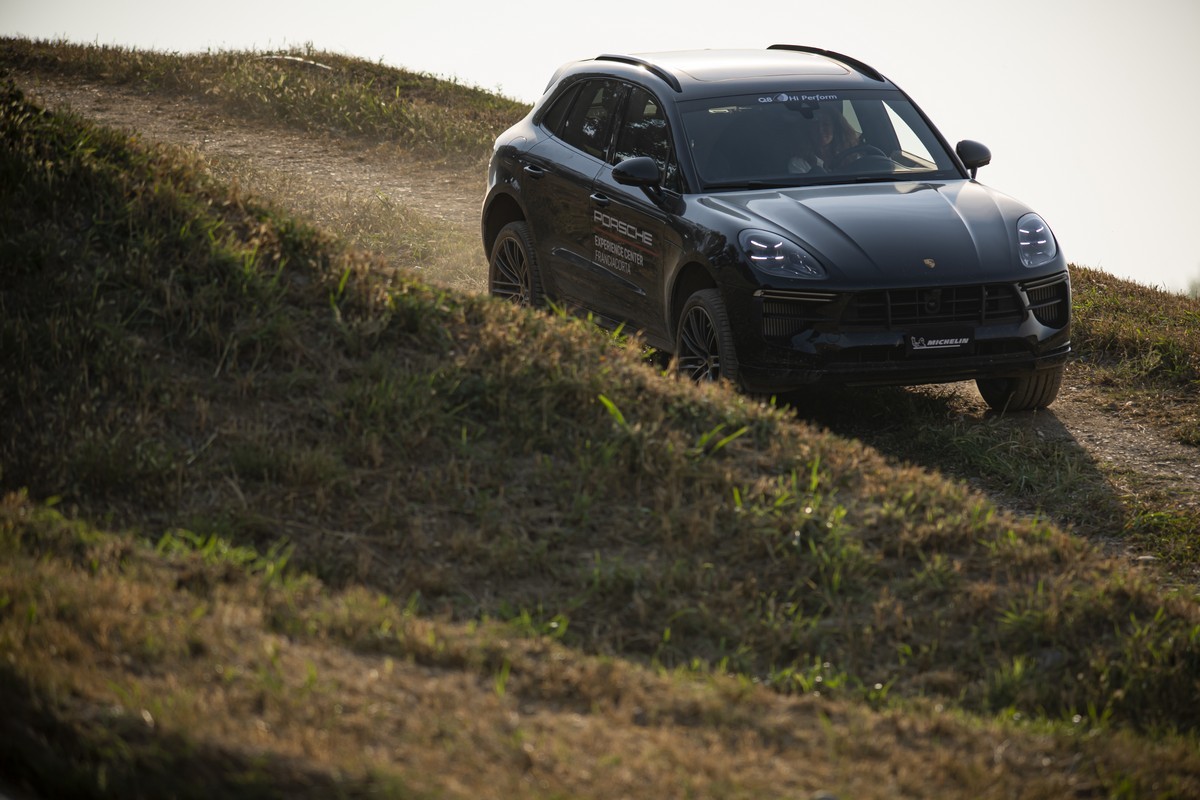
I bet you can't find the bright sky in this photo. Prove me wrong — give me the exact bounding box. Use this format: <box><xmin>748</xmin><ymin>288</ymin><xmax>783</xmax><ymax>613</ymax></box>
<box><xmin>5</xmin><ymin>0</ymin><xmax>1199</xmax><ymax>291</ymax></box>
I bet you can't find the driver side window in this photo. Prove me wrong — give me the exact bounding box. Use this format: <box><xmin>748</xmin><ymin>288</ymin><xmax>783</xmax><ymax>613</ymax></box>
<box><xmin>612</xmin><ymin>86</ymin><xmax>681</xmax><ymax>192</ymax></box>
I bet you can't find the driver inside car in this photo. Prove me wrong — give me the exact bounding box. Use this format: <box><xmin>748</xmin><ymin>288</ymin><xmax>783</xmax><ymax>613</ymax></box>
<box><xmin>787</xmin><ymin>104</ymin><xmax>861</xmax><ymax>174</ymax></box>
<box><xmin>811</xmin><ymin>105</ymin><xmax>862</xmax><ymax>168</ymax></box>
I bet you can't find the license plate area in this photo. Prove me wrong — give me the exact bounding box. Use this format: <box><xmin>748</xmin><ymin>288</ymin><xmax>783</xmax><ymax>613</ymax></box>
<box><xmin>906</xmin><ymin>328</ymin><xmax>975</xmax><ymax>357</ymax></box>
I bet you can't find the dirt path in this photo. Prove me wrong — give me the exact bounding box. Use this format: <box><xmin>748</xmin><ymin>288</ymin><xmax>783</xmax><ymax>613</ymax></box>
<box><xmin>14</xmin><ymin>72</ymin><xmax>1200</xmax><ymax>558</ymax></box>
<box><xmin>952</xmin><ymin>377</ymin><xmax>1199</xmax><ymax>515</ymax></box>
<box><xmin>11</xmin><ymin>72</ymin><xmax>482</xmax><ymax>230</ymax></box>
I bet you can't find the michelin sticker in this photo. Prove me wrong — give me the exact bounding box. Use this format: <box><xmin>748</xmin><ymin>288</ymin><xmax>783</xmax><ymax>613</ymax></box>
<box><xmin>911</xmin><ymin>336</ymin><xmax>970</xmax><ymax>351</ymax></box>
<box><xmin>593</xmin><ymin>210</ymin><xmax>655</xmax><ymax>275</ymax></box>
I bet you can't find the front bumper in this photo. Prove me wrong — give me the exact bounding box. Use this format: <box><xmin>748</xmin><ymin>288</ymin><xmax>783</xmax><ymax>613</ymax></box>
<box><xmin>731</xmin><ymin>272</ymin><xmax>1072</xmax><ymax>394</ymax></box>
<box><xmin>738</xmin><ymin>339</ymin><xmax>1071</xmax><ymax>393</ymax></box>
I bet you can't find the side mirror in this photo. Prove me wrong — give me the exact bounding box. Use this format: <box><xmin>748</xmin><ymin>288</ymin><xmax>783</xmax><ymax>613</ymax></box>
<box><xmin>612</xmin><ymin>156</ymin><xmax>661</xmax><ymax>187</ymax></box>
<box><xmin>955</xmin><ymin>140</ymin><xmax>992</xmax><ymax>179</ymax></box>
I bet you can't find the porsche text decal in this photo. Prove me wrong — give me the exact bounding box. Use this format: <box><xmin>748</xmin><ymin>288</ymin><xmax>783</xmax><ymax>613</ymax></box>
<box><xmin>593</xmin><ymin>210</ymin><xmax>654</xmax><ymax>247</ymax></box>
<box><xmin>593</xmin><ymin>210</ymin><xmax>655</xmax><ymax>275</ymax></box>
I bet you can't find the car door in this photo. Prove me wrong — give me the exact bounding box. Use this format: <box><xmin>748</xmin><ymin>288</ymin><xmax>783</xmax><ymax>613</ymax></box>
<box><xmin>521</xmin><ymin>79</ymin><xmax>623</xmax><ymax>308</ymax></box>
<box><xmin>586</xmin><ymin>85</ymin><xmax>681</xmax><ymax>343</ymax></box>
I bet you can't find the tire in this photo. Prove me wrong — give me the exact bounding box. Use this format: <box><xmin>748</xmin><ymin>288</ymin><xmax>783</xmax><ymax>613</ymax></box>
<box><xmin>976</xmin><ymin>364</ymin><xmax>1063</xmax><ymax>412</ymax></box>
<box><xmin>488</xmin><ymin>221</ymin><xmax>543</xmax><ymax>307</ymax></box>
<box><xmin>674</xmin><ymin>288</ymin><xmax>740</xmax><ymax>385</ymax></box>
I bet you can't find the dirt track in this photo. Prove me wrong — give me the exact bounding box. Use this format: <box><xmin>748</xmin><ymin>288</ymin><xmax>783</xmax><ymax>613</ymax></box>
<box><xmin>13</xmin><ymin>72</ymin><xmax>1200</xmax><ymax>566</ymax></box>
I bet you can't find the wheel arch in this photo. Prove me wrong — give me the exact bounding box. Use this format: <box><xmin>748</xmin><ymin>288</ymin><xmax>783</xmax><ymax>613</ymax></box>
<box><xmin>668</xmin><ymin>262</ymin><xmax>720</xmax><ymax>345</ymax></box>
<box><xmin>481</xmin><ymin>191</ymin><xmax>526</xmax><ymax>256</ymax></box>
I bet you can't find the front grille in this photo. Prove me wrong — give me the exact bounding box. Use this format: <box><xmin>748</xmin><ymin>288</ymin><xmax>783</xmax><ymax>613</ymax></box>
<box><xmin>756</xmin><ymin>275</ymin><xmax>1069</xmax><ymax>342</ymax></box>
<box><xmin>844</xmin><ymin>284</ymin><xmax>1023</xmax><ymax>328</ymax></box>
<box><xmin>1023</xmin><ymin>273</ymin><xmax>1070</xmax><ymax>328</ymax></box>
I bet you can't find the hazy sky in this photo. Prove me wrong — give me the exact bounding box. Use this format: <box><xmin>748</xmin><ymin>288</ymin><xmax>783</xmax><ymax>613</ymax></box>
<box><xmin>5</xmin><ymin>0</ymin><xmax>1199</xmax><ymax>291</ymax></box>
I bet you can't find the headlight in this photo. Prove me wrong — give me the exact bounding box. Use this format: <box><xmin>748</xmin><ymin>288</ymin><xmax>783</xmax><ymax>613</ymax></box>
<box><xmin>1017</xmin><ymin>213</ymin><xmax>1057</xmax><ymax>268</ymax></box>
<box><xmin>738</xmin><ymin>230</ymin><xmax>827</xmax><ymax>279</ymax></box>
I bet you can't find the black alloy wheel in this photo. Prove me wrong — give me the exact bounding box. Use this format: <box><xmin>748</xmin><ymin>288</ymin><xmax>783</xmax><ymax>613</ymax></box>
<box><xmin>675</xmin><ymin>289</ymin><xmax>739</xmax><ymax>384</ymax></box>
<box><xmin>488</xmin><ymin>221</ymin><xmax>543</xmax><ymax>306</ymax></box>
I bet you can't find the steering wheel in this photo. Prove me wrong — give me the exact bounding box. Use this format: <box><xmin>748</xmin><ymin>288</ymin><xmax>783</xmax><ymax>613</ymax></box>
<box><xmin>831</xmin><ymin>144</ymin><xmax>887</xmax><ymax>169</ymax></box>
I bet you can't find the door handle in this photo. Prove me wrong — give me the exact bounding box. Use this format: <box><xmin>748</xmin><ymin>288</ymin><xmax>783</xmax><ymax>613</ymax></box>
<box><xmin>523</xmin><ymin>164</ymin><xmax>545</xmax><ymax>178</ymax></box>
<box><xmin>590</xmin><ymin>192</ymin><xmax>611</xmax><ymax>207</ymax></box>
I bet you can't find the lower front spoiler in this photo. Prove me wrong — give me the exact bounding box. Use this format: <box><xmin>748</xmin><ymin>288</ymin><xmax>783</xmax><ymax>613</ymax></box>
<box><xmin>736</xmin><ymin>343</ymin><xmax>1072</xmax><ymax>395</ymax></box>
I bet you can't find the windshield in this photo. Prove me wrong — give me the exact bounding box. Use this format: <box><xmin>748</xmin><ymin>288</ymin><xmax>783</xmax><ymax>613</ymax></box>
<box><xmin>679</xmin><ymin>90</ymin><xmax>960</xmax><ymax>189</ymax></box>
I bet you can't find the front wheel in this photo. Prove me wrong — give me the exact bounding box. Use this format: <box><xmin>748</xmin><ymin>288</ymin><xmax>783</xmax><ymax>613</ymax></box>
<box><xmin>488</xmin><ymin>221</ymin><xmax>543</xmax><ymax>307</ymax></box>
<box><xmin>675</xmin><ymin>289</ymin><xmax>739</xmax><ymax>385</ymax></box>
<box><xmin>976</xmin><ymin>365</ymin><xmax>1063</xmax><ymax>412</ymax></box>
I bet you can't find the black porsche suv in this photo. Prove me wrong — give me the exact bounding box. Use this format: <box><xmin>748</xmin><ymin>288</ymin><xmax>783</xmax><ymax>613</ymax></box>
<box><xmin>480</xmin><ymin>46</ymin><xmax>1070</xmax><ymax>410</ymax></box>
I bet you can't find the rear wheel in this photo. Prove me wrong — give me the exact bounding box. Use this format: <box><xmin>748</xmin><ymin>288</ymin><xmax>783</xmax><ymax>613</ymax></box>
<box><xmin>488</xmin><ymin>221</ymin><xmax>543</xmax><ymax>306</ymax></box>
<box><xmin>976</xmin><ymin>365</ymin><xmax>1063</xmax><ymax>412</ymax></box>
<box><xmin>675</xmin><ymin>289</ymin><xmax>739</xmax><ymax>384</ymax></box>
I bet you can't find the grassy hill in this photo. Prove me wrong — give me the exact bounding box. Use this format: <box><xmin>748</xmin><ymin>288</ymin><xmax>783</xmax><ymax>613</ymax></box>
<box><xmin>2</xmin><ymin>39</ymin><xmax>1199</xmax><ymax>798</ymax></box>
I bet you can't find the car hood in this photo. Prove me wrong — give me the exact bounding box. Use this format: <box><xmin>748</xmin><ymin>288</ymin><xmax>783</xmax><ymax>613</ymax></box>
<box><xmin>698</xmin><ymin>180</ymin><xmax>1042</xmax><ymax>286</ymax></box>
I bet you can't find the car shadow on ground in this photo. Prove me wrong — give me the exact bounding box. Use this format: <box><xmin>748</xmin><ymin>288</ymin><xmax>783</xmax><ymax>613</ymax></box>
<box><xmin>777</xmin><ymin>381</ymin><xmax>1130</xmax><ymax>543</ymax></box>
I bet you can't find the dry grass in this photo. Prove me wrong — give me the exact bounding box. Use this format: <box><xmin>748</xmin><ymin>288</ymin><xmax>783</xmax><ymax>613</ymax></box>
<box><xmin>3</xmin><ymin>40</ymin><xmax>1200</xmax><ymax>799</ymax></box>
<box><xmin>1071</xmin><ymin>265</ymin><xmax>1200</xmax><ymax>444</ymax></box>
<box><xmin>203</xmin><ymin>151</ymin><xmax>486</xmax><ymax>293</ymax></box>
<box><xmin>1064</xmin><ymin>267</ymin><xmax>1200</xmax><ymax>575</ymax></box>
<box><xmin>5</xmin><ymin>495</ymin><xmax>1199</xmax><ymax>799</ymax></box>
<box><xmin>0</xmin><ymin>36</ymin><xmax>529</xmax><ymax>161</ymax></box>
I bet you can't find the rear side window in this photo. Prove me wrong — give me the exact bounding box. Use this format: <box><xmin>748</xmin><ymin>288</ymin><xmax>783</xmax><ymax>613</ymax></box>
<box><xmin>539</xmin><ymin>83</ymin><xmax>579</xmax><ymax>135</ymax></box>
<box><xmin>557</xmin><ymin>79</ymin><xmax>624</xmax><ymax>159</ymax></box>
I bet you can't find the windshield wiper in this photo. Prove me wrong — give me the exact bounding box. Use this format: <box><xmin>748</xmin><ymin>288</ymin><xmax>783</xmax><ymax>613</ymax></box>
<box><xmin>701</xmin><ymin>179</ymin><xmax>808</xmax><ymax>191</ymax></box>
<box><xmin>846</xmin><ymin>174</ymin><xmax>904</xmax><ymax>183</ymax></box>
<box><xmin>703</xmin><ymin>174</ymin><xmax>910</xmax><ymax>191</ymax></box>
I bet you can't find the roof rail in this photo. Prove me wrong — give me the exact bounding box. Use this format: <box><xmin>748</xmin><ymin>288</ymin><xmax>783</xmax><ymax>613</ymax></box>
<box><xmin>595</xmin><ymin>54</ymin><xmax>683</xmax><ymax>93</ymax></box>
<box><xmin>767</xmin><ymin>44</ymin><xmax>886</xmax><ymax>83</ymax></box>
